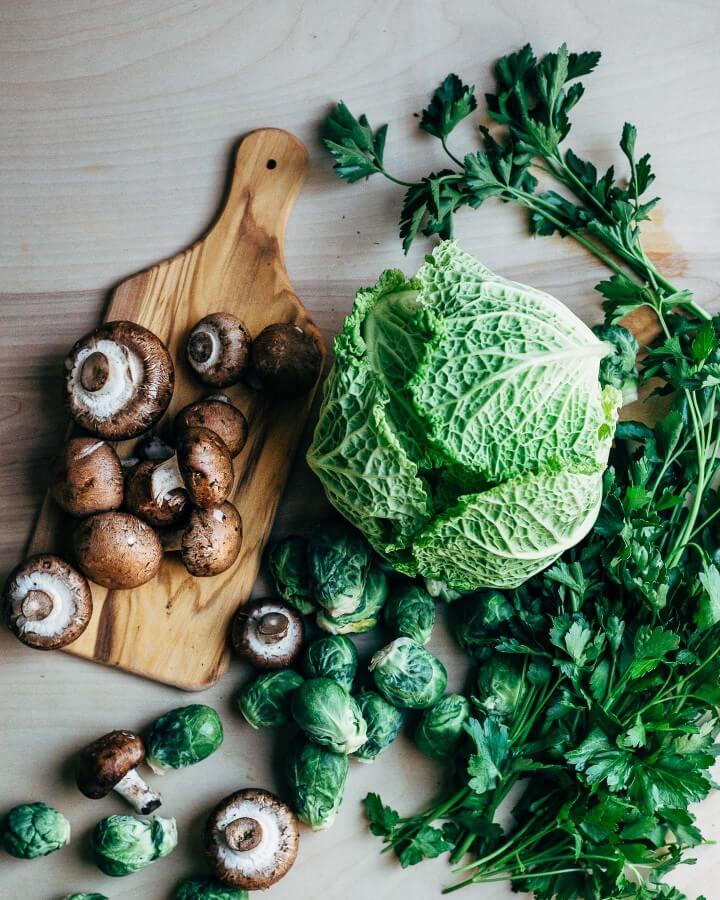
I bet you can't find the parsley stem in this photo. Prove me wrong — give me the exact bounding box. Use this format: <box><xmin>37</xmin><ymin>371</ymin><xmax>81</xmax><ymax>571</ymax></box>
<box><xmin>441</xmin><ymin>137</ymin><xmax>464</xmax><ymax>168</ymax></box>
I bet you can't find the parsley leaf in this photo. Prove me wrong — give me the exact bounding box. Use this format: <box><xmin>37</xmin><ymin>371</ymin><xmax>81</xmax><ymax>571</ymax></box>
<box><xmin>420</xmin><ymin>74</ymin><xmax>477</xmax><ymax>140</ymax></box>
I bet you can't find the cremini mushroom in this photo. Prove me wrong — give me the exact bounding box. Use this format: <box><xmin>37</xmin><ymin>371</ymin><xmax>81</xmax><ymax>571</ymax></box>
<box><xmin>51</xmin><ymin>437</ymin><xmax>124</xmax><ymax>517</ymax></box>
<box><xmin>186</xmin><ymin>313</ymin><xmax>251</xmax><ymax>388</ymax></box>
<box><xmin>149</xmin><ymin>426</ymin><xmax>233</xmax><ymax>510</ymax></box>
<box><xmin>3</xmin><ymin>554</ymin><xmax>92</xmax><ymax>650</ymax></box>
<box><xmin>77</xmin><ymin>730</ymin><xmax>162</xmax><ymax>815</ymax></box>
<box><xmin>64</xmin><ymin>321</ymin><xmax>174</xmax><ymax>440</ymax></box>
<box><xmin>174</xmin><ymin>395</ymin><xmax>249</xmax><ymax>459</ymax></box>
<box><xmin>248</xmin><ymin>323</ymin><xmax>322</xmax><ymax>396</ymax></box>
<box><xmin>73</xmin><ymin>511</ymin><xmax>163</xmax><ymax>589</ymax></box>
<box><xmin>205</xmin><ymin>789</ymin><xmax>299</xmax><ymax>890</ymax></box>
<box><xmin>125</xmin><ymin>460</ymin><xmax>189</xmax><ymax>528</ymax></box>
<box><xmin>231</xmin><ymin>598</ymin><xmax>304</xmax><ymax>669</ymax></box>
<box><xmin>162</xmin><ymin>501</ymin><xmax>242</xmax><ymax>577</ymax></box>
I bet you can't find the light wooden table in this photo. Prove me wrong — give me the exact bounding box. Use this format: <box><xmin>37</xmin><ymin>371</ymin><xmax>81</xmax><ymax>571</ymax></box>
<box><xmin>2</xmin><ymin>2</ymin><xmax>720</xmax><ymax>898</ymax></box>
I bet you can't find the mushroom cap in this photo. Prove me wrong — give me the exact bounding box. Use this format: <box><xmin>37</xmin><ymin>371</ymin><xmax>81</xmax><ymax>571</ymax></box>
<box><xmin>205</xmin><ymin>788</ymin><xmax>299</xmax><ymax>890</ymax></box>
<box><xmin>180</xmin><ymin>502</ymin><xmax>243</xmax><ymax>577</ymax></box>
<box><xmin>51</xmin><ymin>437</ymin><xmax>124</xmax><ymax>518</ymax></box>
<box><xmin>249</xmin><ymin>323</ymin><xmax>322</xmax><ymax>396</ymax></box>
<box><xmin>73</xmin><ymin>511</ymin><xmax>163</xmax><ymax>589</ymax></box>
<box><xmin>174</xmin><ymin>397</ymin><xmax>249</xmax><ymax>458</ymax></box>
<box><xmin>231</xmin><ymin>598</ymin><xmax>304</xmax><ymax>669</ymax></box>
<box><xmin>176</xmin><ymin>426</ymin><xmax>234</xmax><ymax>508</ymax></box>
<box><xmin>77</xmin><ymin>730</ymin><xmax>145</xmax><ymax>798</ymax></box>
<box><xmin>186</xmin><ymin>313</ymin><xmax>251</xmax><ymax>388</ymax></box>
<box><xmin>64</xmin><ymin>321</ymin><xmax>174</xmax><ymax>440</ymax></box>
<box><xmin>3</xmin><ymin>554</ymin><xmax>92</xmax><ymax>650</ymax></box>
<box><xmin>125</xmin><ymin>460</ymin><xmax>189</xmax><ymax>528</ymax></box>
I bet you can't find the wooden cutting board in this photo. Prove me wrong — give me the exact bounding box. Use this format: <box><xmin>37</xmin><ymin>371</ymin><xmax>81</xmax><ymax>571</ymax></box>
<box><xmin>27</xmin><ymin>128</ymin><xmax>324</xmax><ymax>691</ymax></box>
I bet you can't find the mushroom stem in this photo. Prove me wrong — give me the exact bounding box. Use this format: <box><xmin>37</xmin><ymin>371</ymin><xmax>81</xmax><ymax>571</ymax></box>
<box><xmin>225</xmin><ymin>817</ymin><xmax>263</xmax><ymax>852</ymax></box>
<box><xmin>257</xmin><ymin>612</ymin><xmax>289</xmax><ymax>643</ymax></box>
<box><xmin>188</xmin><ymin>330</ymin><xmax>215</xmax><ymax>364</ymax></box>
<box><xmin>80</xmin><ymin>351</ymin><xmax>110</xmax><ymax>392</ymax></box>
<box><xmin>21</xmin><ymin>590</ymin><xmax>54</xmax><ymax>622</ymax></box>
<box><xmin>113</xmin><ymin>767</ymin><xmax>162</xmax><ymax>815</ymax></box>
<box><xmin>150</xmin><ymin>454</ymin><xmax>184</xmax><ymax>504</ymax></box>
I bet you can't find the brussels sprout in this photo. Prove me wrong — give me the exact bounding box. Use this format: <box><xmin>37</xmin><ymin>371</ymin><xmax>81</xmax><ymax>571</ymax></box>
<box><xmin>238</xmin><ymin>670</ymin><xmax>304</xmax><ymax>729</ymax></box>
<box><xmin>369</xmin><ymin>637</ymin><xmax>447</xmax><ymax>709</ymax></box>
<box><xmin>316</xmin><ymin>565</ymin><xmax>388</xmax><ymax>634</ymax></box>
<box><xmin>1</xmin><ymin>802</ymin><xmax>70</xmax><ymax>859</ymax></box>
<box><xmin>291</xmin><ymin>677</ymin><xmax>367</xmax><ymax>753</ymax></box>
<box><xmin>286</xmin><ymin>739</ymin><xmax>349</xmax><ymax>830</ymax></box>
<box><xmin>352</xmin><ymin>690</ymin><xmax>404</xmax><ymax>762</ymax></box>
<box><xmin>415</xmin><ymin>694</ymin><xmax>470</xmax><ymax>759</ymax></box>
<box><xmin>63</xmin><ymin>894</ymin><xmax>109</xmax><ymax>900</ymax></box>
<box><xmin>475</xmin><ymin>656</ymin><xmax>525</xmax><ymax>721</ymax></box>
<box><xmin>175</xmin><ymin>877</ymin><xmax>248</xmax><ymax>899</ymax></box>
<box><xmin>384</xmin><ymin>584</ymin><xmax>436</xmax><ymax>645</ymax></box>
<box><xmin>424</xmin><ymin>578</ymin><xmax>462</xmax><ymax>603</ymax></box>
<box><xmin>303</xmin><ymin>635</ymin><xmax>358</xmax><ymax>690</ymax></box>
<box><xmin>308</xmin><ymin>522</ymin><xmax>371</xmax><ymax>616</ymax></box>
<box><xmin>146</xmin><ymin>704</ymin><xmax>223</xmax><ymax>774</ymax></box>
<box><xmin>593</xmin><ymin>323</ymin><xmax>639</xmax><ymax>405</ymax></box>
<box><xmin>267</xmin><ymin>536</ymin><xmax>314</xmax><ymax>615</ymax></box>
<box><xmin>450</xmin><ymin>590</ymin><xmax>514</xmax><ymax>659</ymax></box>
<box><xmin>90</xmin><ymin>814</ymin><xmax>177</xmax><ymax>876</ymax></box>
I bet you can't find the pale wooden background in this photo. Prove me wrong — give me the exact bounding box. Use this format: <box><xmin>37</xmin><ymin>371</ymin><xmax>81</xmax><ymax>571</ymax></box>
<box><xmin>1</xmin><ymin>1</ymin><xmax>719</xmax><ymax>898</ymax></box>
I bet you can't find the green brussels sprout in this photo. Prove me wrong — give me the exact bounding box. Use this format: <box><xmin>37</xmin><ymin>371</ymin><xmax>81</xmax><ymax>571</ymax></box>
<box><xmin>593</xmin><ymin>323</ymin><xmax>639</xmax><ymax>405</ymax></box>
<box><xmin>424</xmin><ymin>578</ymin><xmax>462</xmax><ymax>603</ymax></box>
<box><xmin>146</xmin><ymin>704</ymin><xmax>223</xmax><ymax>774</ymax></box>
<box><xmin>291</xmin><ymin>677</ymin><xmax>367</xmax><ymax>753</ymax></box>
<box><xmin>450</xmin><ymin>590</ymin><xmax>514</xmax><ymax>660</ymax></box>
<box><xmin>303</xmin><ymin>635</ymin><xmax>358</xmax><ymax>690</ymax></box>
<box><xmin>308</xmin><ymin>522</ymin><xmax>372</xmax><ymax>617</ymax></box>
<box><xmin>352</xmin><ymin>690</ymin><xmax>404</xmax><ymax>762</ymax></box>
<box><xmin>316</xmin><ymin>565</ymin><xmax>388</xmax><ymax>634</ymax></box>
<box><xmin>286</xmin><ymin>739</ymin><xmax>349</xmax><ymax>830</ymax></box>
<box><xmin>267</xmin><ymin>536</ymin><xmax>314</xmax><ymax>615</ymax></box>
<box><xmin>1</xmin><ymin>802</ymin><xmax>70</xmax><ymax>859</ymax></box>
<box><xmin>384</xmin><ymin>584</ymin><xmax>436</xmax><ymax>645</ymax></box>
<box><xmin>369</xmin><ymin>637</ymin><xmax>447</xmax><ymax>709</ymax></box>
<box><xmin>175</xmin><ymin>877</ymin><xmax>248</xmax><ymax>899</ymax></box>
<box><xmin>475</xmin><ymin>656</ymin><xmax>525</xmax><ymax>721</ymax></box>
<box><xmin>415</xmin><ymin>694</ymin><xmax>470</xmax><ymax>759</ymax></box>
<box><xmin>63</xmin><ymin>894</ymin><xmax>109</xmax><ymax>900</ymax></box>
<box><xmin>90</xmin><ymin>814</ymin><xmax>177</xmax><ymax>876</ymax></box>
<box><xmin>238</xmin><ymin>670</ymin><xmax>304</xmax><ymax>729</ymax></box>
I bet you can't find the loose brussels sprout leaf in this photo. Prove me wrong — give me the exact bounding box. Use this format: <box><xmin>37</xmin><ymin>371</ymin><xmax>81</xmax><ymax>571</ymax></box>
<box><xmin>174</xmin><ymin>876</ymin><xmax>248</xmax><ymax>899</ymax></box>
<box><xmin>303</xmin><ymin>634</ymin><xmax>358</xmax><ymax>691</ymax></box>
<box><xmin>267</xmin><ymin>536</ymin><xmax>314</xmax><ymax>615</ymax></box>
<box><xmin>415</xmin><ymin>693</ymin><xmax>470</xmax><ymax>759</ymax></box>
<box><xmin>450</xmin><ymin>590</ymin><xmax>514</xmax><ymax>660</ymax></box>
<box><xmin>286</xmin><ymin>739</ymin><xmax>349</xmax><ymax>830</ymax></box>
<box><xmin>1</xmin><ymin>802</ymin><xmax>70</xmax><ymax>859</ymax></box>
<box><xmin>91</xmin><ymin>814</ymin><xmax>177</xmax><ymax>876</ymax></box>
<box><xmin>308</xmin><ymin>522</ymin><xmax>372</xmax><ymax>616</ymax></box>
<box><xmin>64</xmin><ymin>894</ymin><xmax>109</xmax><ymax>900</ymax></box>
<box><xmin>424</xmin><ymin>578</ymin><xmax>462</xmax><ymax>603</ymax></box>
<box><xmin>384</xmin><ymin>584</ymin><xmax>436</xmax><ymax>645</ymax></box>
<box><xmin>291</xmin><ymin>677</ymin><xmax>367</xmax><ymax>753</ymax></box>
<box><xmin>475</xmin><ymin>656</ymin><xmax>525</xmax><ymax>721</ymax></box>
<box><xmin>238</xmin><ymin>670</ymin><xmax>304</xmax><ymax>729</ymax></box>
<box><xmin>146</xmin><ymin>704</ymin><xmax>223</xmax><ymax>774</ymax></box>
<box><xmin>369</xmin><ymin>637</ymin><xmax>447</xmax><ymax>709</ymax></box>
<box><xmin>352</xmin><ymin>690</ymin><xmax>405</xmax><ymax>762</ymax></box>
<box><xmin>316</xmin><ymin>564</ymin><xmax>388</xmax><ymax>634</ymax></box>
<box><xmin>593</xmin><ymin>323</ymin><xmax>639</xmax><ymax>405</ymax></box>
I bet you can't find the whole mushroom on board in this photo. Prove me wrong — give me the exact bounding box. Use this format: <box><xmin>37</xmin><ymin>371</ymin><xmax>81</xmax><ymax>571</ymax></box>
<box><xmin>149</xmin><ymin>426</ymin><xmax>234</xmax><ymax>510</ymax></box>
<box><xmin>77</xmin><ymin>730</ymin><xmax>162</xmax><ymax>814</ymax></box>
<box><xmin>3</xmin><ymin>554</ymin><xmax>92</xmax><ymax>650</ymax></box>
<box><xmin>231</xmin><ymin>598</ymin><xmax>304</xmax><ymax>669</ymax></box>
<box><xmin>51</xmin><ymin>437</ymin><xmax>124</xmax><ymax>518</ymax></box>
<box><xmin>125</xmin><ymin>460</ymin><xmax>190</xmax><ymax>528</ymax></box>
<box><xmin>248</xmin><ymin>323</ymin><xmax>322</xmax><ymax>396</ymax></box>
<box><xmin>174</xmin><ymin>395</ymin><xmax>249</xmax><ymax>458</ymax></box>
<box><xmin>162</xmin><ymin>501</ymin><xmax>243</xmax><ymax>577</ymax></box>
<box><xmin>205</xmin><ymin>789</ymin><xmax>299</xmax><ymax>890</ymax></box>
<box><xmin>186</xmin><ymin>313</ymin><xmax>251</xmax><ymax>388</ymax></box>
<box><xmin>72</xmin><ymin>511</ymin><xmax>163</xmax><ymax>589</ymax></box>
<box><xmin>64</xmin><ymin>321</ymin><xmax>174</xmax><ymax>440</ymax></box>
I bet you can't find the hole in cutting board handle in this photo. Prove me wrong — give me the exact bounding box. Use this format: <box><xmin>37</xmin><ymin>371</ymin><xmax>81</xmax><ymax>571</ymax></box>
<box><xmin>266</xmin><ymin>158</ymin><xmax>277</xmax><ymax>169</ymax></box>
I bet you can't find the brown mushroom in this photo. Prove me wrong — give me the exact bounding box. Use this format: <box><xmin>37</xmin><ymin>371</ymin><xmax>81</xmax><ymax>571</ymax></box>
<box><xmin>231</xmin><ymin>598</ymin><xmax>304</xmax><ymax>669</ymax></box>
<box><xmin>77</xmin><ymin>730</ymin><xmax>162</xmax><ymax>814</ymax></box>
<box><xmin>205</xmin><ymin>789</ymin><xmax>299</xmax><ymax>890</ymax></box>
<box><xmin>174</xmin><ymin>395</ymin><xmax>249</xmax><ymax>458</ymax></box>
<box><xmin>150</xmin><ymin>426</ymin><xmax>233</xmax><ymax>509</ymax></box>
<box><xmin>186</xmin><ymin>313</ymin><xmax>251</xmax><ymax>388</ymax></box>
<box><xmin>248</xmin><ymin>323</ymin><xmax>322</xmax><ymax>396</ymax></box>
<box><xmin>73</xmin><ymin>511</ymin><xmax>163</xmax><ymax>589</ymax></box>
<box><xmin>51</xmin><ymin>437</ymin><xmax>124</xmax><ymax>518</ymax></box>
<box><xmin>3</xmin><ymin>554</ymin><xmax>92</xmax><ymax>650</ymax></box>
<box><xmin>64</xmin><ymin>321</ymin><xmax>174</xmax><ymax>440</ymax></box>
<box><xmin>125</xmin><ymin>460</ymin><xmax>189</xmax><ymax>528</ymax></box>
<box><xmin>162</xmin><ymin>502</ymin><xmax>243</xmax><ymax>577</ymax></box>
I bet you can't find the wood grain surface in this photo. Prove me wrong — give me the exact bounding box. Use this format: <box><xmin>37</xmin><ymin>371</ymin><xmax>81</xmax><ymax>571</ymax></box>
<box><xmin>2</xmin><ymin>1</ymin><xmax>720</xmax><ymax>898</ymax></box>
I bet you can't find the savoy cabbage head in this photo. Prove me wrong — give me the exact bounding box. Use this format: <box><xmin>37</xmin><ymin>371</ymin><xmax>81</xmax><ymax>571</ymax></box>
<box><xmin>307</xmin><ymin>241</ymin><xmax>620</xmax><ymax>590</ymax></box>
